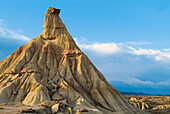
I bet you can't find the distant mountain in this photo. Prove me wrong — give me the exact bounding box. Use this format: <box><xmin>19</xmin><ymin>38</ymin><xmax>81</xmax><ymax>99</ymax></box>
<box><xmin>120</xmin><ymin>92</ymin><xmax>149</xmax><ymax>95</ymax></box>
<box><xmin>120</xmin><ymin>92</ymin><xmax>170</xmax><ymax>96</ymax></box>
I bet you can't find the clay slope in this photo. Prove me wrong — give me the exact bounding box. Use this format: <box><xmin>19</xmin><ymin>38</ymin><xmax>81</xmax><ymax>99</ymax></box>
<box><xmin>0</xmin><ymin>7</ymin><xmax>147</xmax><ymax>113</ymax></box>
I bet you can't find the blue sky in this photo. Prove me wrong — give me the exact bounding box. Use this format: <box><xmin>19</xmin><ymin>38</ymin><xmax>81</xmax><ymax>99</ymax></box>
<box><xmin>0</xmin><ymin>0</ymin><xmax>170</xmax><ymax>95</ymax></box>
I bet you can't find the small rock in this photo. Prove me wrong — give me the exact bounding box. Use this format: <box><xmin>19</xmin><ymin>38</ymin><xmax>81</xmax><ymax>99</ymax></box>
<box><xmin>13</xmin><ymin>90</ymin><xmax>18</xmax><ymax>95</ymax></box>
<box><xmin>48</xmin><ymin>80</ymin><xmax>54</xmax><ymax>84</ymax></box>
<box><xmin>51</xmin><ymin>103</ymin><xmax>59</xmax><ymax>113</ymax></box>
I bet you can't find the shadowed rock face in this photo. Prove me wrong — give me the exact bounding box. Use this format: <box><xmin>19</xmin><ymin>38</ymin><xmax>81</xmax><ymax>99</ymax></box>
<box><xmin>0</xmin><ymin>7</ymin><xmax>147</xmax><ymax>114</ymax></box>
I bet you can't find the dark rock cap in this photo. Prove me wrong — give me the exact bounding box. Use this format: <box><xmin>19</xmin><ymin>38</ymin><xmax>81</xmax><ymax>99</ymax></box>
<box><xmin>47</xmin><ymin>7</ymin><xmax>60</xmax><ymax>15</ymax></box>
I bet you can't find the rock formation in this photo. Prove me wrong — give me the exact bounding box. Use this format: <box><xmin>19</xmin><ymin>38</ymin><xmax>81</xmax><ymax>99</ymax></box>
<box><xmin>124</xmin><ymin>95</ymin><xmax>170</xmax><ymax>113</ymax></box>
<box><xmin>0</xmin><ymin>7</ymin><xmax>146</xmax><ymax>114</ymax></box>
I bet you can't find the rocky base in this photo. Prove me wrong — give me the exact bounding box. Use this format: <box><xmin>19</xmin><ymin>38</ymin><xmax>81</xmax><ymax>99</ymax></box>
<box><xmin>124</xmin><ymin>95</ymin><xmax>170</xmax><ymax>113</ymax></box>
<box><xmin>0</xmin><ymin>101</ymin><xmax>103</xmax><ymax>114</ymax></box>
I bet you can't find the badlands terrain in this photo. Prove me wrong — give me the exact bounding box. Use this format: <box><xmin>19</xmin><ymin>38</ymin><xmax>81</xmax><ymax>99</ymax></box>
<box><xmin>124</xmin><ymin>95</ymin><xmax>170</xmax><ymax>113</ymax></box>
<box><xmin>0</xmin><ymin>7</ymin><xmax>146</xmax><ymax>114</ymax></box>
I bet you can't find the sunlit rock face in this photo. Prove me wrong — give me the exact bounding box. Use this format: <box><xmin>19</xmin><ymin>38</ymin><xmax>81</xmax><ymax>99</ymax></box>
<box><xmin>41</xmin><ymin>7</ymin><xmax>64</xmax><ymax>40</ymax></box>
<box><xmin>0</xmin><ymin>7</ymin><xmax>147</xmax><ymax>114</ymax></box>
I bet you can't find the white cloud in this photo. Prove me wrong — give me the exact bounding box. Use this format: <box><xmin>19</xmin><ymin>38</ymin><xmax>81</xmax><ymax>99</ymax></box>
<box><xmin>80</xmin><ymin>43</ymin><xmax>121</xmax><ymax>55</ymax></box>
<box><xmin>128</xmin><ymin>47</ymin><xmax>161</xmax><ymax>56</ymax></box>
<box><xmin>74</xmin><ymin>37</ymin><xmax>121</xmax><ymax>55</ymax></box>
<box><xmin>162</xmin><ymin>48</ymin><xmax>170</xmax><ymax>51</ymax></box>
<box><xmin>125</xmin><ymin>77</ymin><xmax>154</xmax><ymax>85</ymax></box>
<box><xmin>0</xmin><ymin>19</ymin><xmax>30</xmax><ymax>42</ymax></box>
<box><xmin>114</xmin><ymin>77</ymin><xmax>170</xmax><ymax>86</ymax></box>
<box><xmin>157</xmin><ymin>79</ymin><xmax>170</xmax><ymax>85</ymax></box>
<box><xmin>75</xmin><ymin>37</ymin><xmax>170</xmax><ymax>62</ymax></box>
<box><xmin>128</xmin><ymin>47</ymin><xmax>170</xmax><ymax>61</ymax></box>
<box><xmin>112</xmin><ymin>77</ymin><xmax>155</xmax><ymax>86</ymax></box>
<box><xmin>0</xmin><ymin>27</ymin><xmax>31</xmax><ymax>41</ymax></box>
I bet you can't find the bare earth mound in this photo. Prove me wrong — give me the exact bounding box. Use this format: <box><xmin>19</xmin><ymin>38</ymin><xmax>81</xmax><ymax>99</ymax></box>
<box><xmin>0</xmin><ymin>7</ymin><xmax>147</xmax><ymax>114</ymax></box>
